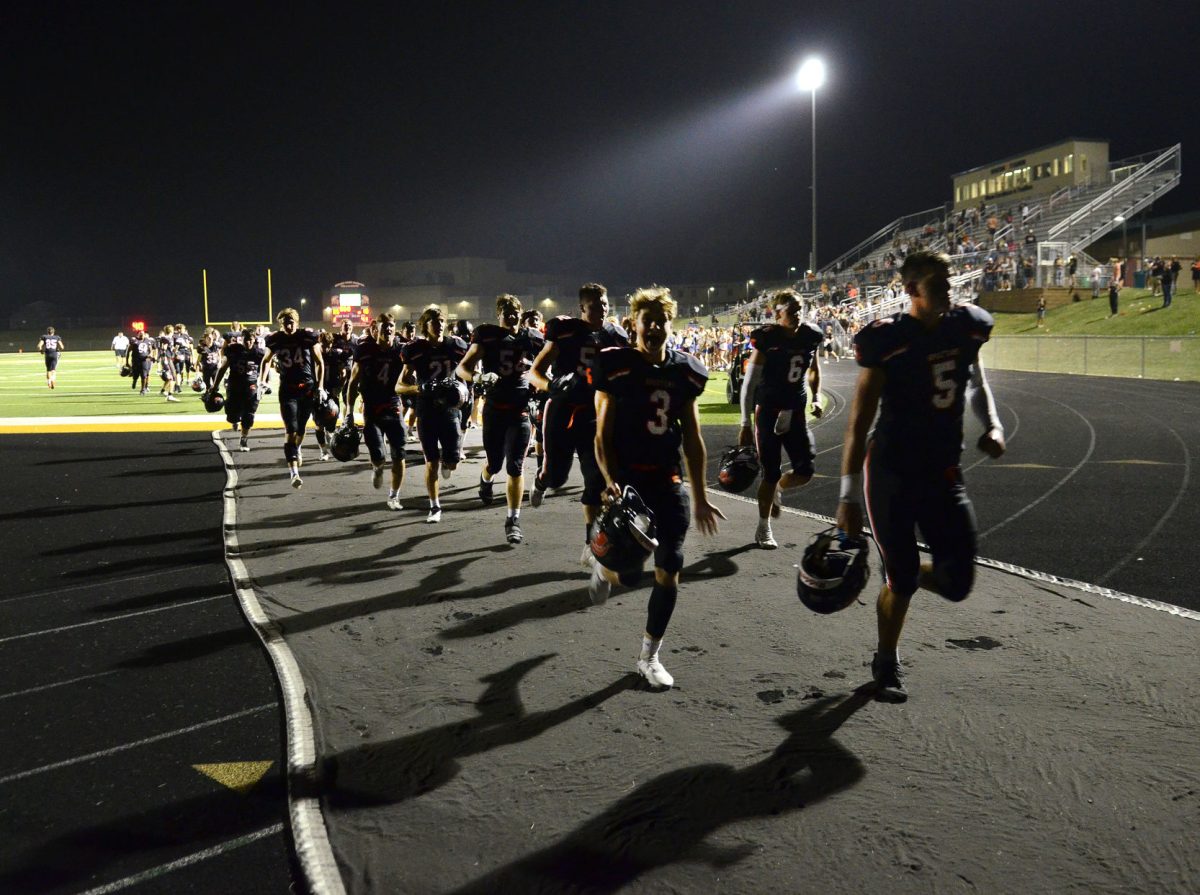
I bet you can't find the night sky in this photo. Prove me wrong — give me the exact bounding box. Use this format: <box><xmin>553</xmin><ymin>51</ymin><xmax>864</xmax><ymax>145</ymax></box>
<box><xmin>3</xmin><ymin>0</ymin><xmax>1195</xmax><ymax>321</ymax></box>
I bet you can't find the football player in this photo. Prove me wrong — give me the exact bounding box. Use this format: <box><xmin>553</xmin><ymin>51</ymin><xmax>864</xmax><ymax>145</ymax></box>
<box><xmin>347</xmin><ymin>312</ymin><xmax>408</xmax><ymax>509</ymax></box>
<box><xmin>157</xmin><ymin>326</ymin><xmax>180</xmax><ymax>402</ymax></box>
<box><xmin>262</xmin><ymin>308</ymin><xmax>325</xmax><ymax>489</ymax></box>
<box><xmin>455</xmin><ymin>294</ymin><xmax>546</xmax><ymax>544</ymax></box>
<box><xmin>398</xmin><ymin>306</ymin><xmax>469</xmax><ymax>522</ymax></box>
<box><xmin>528</xmin><ymin>283</ymin><xmax>628</xmax><ymax>558</ymax></box>
<box><xmin>37</xmin><ymin>327</ymin><xmax>64</xmax><ymax>389</ymax></box>
<box><xmin>209</xmin><ymin>326</ymin><xmax>265</xmax><ymax>451</ymax></box>
<box><xmin>592</xmin><ymin>287</ymin><xmax>725</xmax><ymax>690</ymax></box>
<box><xmin>173</xmin><ymin>323</ymin><xmax>194</xmax><ymax>392</ymax></box>
<box><xmin>126</xmin><ymin>329</ymin><xmax>154</xmax><ymax>394</ymax></box>
<box><xmin>328</xmin><ymin>321</ymin><xmax>357</xmax><ymax>418</ymax></box>
<box><xmin>836</xmin><ymin>251</ymin><xmax>1005</xmax><ymax>703</ymax></box>
<box><xmin>738</xmin><ymin>289</ymin><xmax>823</xmax><ymax>549</ymax></box>
<box><xmin>198</xmin><ymin>333</ymin><xmax>222</xmax><ymax>392</ymax></box>
<box><xmin>520</xmin><ymin>308</ymin><xmax>546</xmax><ymax>465</ymax></box>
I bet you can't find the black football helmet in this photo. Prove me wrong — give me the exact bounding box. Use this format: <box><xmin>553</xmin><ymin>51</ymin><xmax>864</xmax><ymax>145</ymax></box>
<box><xmin>329</xmin><ymin>424</ymin><xmax>361</xmax><ymax>462</ymax></box>
<box><xmin>312</xmin><ymin>396</ymin><xmax>340</xmax><ymax>431</ymax></box>
<box><xmin>433</xmin><ymin>378</ymin><xmax>469</xmax><ymax>409</ymax></box>
<box><xmin>589</xmin><ymin>486</ymin><xmax>659</xmax><ymax>577</ymax></box>
<box><xmin>119</xmin><ymin>367</ymin><xmax>132</xmax><ymax>378</ymax></box>
<box><xmin>203</xmin><ymin>391</ymin><xmax>225</xmax><ymax>413</ymax></box>
<box><xmin>796</xmin><ymin>527</ymin><xmax>871</xmax><ymax>614</ymax></box>
<box><xmin>717</xmin><ymin>445</ymin><xmax>760</xmax><ymax>493</ymax></box>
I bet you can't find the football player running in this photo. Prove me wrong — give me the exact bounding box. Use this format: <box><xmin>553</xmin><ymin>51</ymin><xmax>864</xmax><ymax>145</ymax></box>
<box><xmin>455</xmin><ymin>294</ymin><xmax>546</xmax><ymax>545</ymax></box>
<box><xmin>528</xmin><ymin>282</ymin><xmax>628</xmax><ymax>558</ymax></box>
<box><xmin>198</xmin><ymin>333</ymin><xmax>221</xmax><ymax>392</ymax></box>
<box><xmin>836</xmin><ymin>251</ymin><xmax>1005</xmax><ymax>703</ymax></box>
<box><xmin>262</xmin><ymin>308</ymin><xmax>325</xmax><ymax>489</ymax></box>
<box><xmin>347</xmin><ymin>312</ymin><xmax>408</xmax><ymax>509</ymax></box>
<box><xmin>126</xmin><ymin>329</ymin><xmax>154</xmax><ymax>394</ymax></box>
<box><xmin>37</xmin><ymin>327</ymin><xmax>64</xmax><ymax>389</ymax></box>
<box><xmin>398</xmin><ymin>306</ymin><xmax>469</xmax><ymax>523</ymax></box>
<box><xmin>738</xmin><ymin>289</ymin><xmax>823</xmax><ymax>549</ymax></box>
<box><xmin>328</xmin><ymin>321</ymin><xmax>358</xmax><ymax>416</ymax></box>
<box><xmin>209</xmin><ymin>326</ymin><xmax>265</xmax><ymax>451</ymax></box>
<box><xmin>592</xmin><ymin>287</ymin><xmax>725</xmax><ymax>690</ymax></box>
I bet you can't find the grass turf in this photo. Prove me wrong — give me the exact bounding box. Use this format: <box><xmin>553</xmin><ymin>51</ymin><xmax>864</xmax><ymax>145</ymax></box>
<box><xmin>990</xmin><ymin>286</ymin><xmax>1200</xmax><ymax>336</ymax></box>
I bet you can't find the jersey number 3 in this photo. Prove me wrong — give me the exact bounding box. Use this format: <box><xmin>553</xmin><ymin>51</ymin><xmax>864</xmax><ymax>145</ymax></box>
<box><xmin>647</xmin><ymin>389</ymin><xmax>670</xmax><ymax>435</ymax></box>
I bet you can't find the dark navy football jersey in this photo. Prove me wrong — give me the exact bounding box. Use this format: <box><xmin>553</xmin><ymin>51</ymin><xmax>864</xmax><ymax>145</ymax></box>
<box><xmin>41</xmin><ymin>334</ymin><xmax>62</xmax><ymax>354</ymax></box>
<box><xmin>200</xmin><ymin>346</ymin><xmax>221</xmax><ymax>369</ymax></box>
<box><xmin>471</xmin><ymin>324</ymin><xmax>545</xmax><ymax>406</ymax></box>
<box><xmin>401</xmin><ymin>336</ymin><xmax>468</xmax><ymax>386</ymax></box>
<box><xmin>327</xmin><ymin>334</ymin><xmax>356</xmax><ymax>375</ymax></box>
<box><xmin>131</xmin><ymin>337</ymin><xmax>154</xmax><ymax>360</ymax></box>
<box><xmin>593</xmin><ymin>347</ymin><xmax>708</xmax><ymax>478</ymax></box>
<box><xmin>264</xmin><ymin>328</ymin><xmax>319</xmax><ymax>394</ymax></box>
<box><xmin>225</xmin><ymin>342</ymin><xmax>265</xmax><ymax>385</ymax></box>
<box><xmin>544</xmin><ymin>316</ymin><xmax>629</xmax><ymax>403</ymax></box>
<box><xmin>354</xmin><ymin>337</ymin><xmax>406</xmax><ymax>417</ymax></box>
<box><xmin>749</xmin><ymin>322</ymin><xmax>823</xmax><ymax>411</ymax></box>
<box><xmin>854</xmin><ymin>304</ymin><xmax>994</xmax><ymax>471</ymax></box>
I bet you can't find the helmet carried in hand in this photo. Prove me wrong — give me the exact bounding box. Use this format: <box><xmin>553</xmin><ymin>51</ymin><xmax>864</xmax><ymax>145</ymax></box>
<box><xmin>717</xmin><ymin>445</ymin><xmax>760</xmax><ymax>493</ymax></box>
<box><xmin>312</xmin><ymin>396</ymin><xmax>340</xmax><ymax>431</ymax></box>
<box><xmin>203</xmin><ymin>391</ymin><xmax>225</xmax><ymax>413</ymax></box>
<box><xmin>330</xmin><ymin>424</ymin><xmax>361</xmax><ymax>462</ymax></box>
<box><xmin>589</xmin><ymin>486</ymin><xmax>659</xmax><ymax>578</ymax></box>
<box><xmin>796</xmin><ymin>527</ymin><xmax>871</xmax><ymax>614</ymax></box>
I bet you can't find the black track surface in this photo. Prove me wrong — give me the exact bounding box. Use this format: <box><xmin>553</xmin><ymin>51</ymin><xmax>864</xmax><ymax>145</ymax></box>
<box><xmin>0</xmin><ymin>433</ymin><xmax>295</xmax><ymax>894</ymax></box>
<box><xmin>705</xmin><ymin>365</ymin><xmax>1200</xmax><ymax>612</ymax></box>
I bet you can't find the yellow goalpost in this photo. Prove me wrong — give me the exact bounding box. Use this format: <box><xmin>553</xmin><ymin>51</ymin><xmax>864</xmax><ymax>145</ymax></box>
<box><xmin>203</xmin><ymin>268</ymin><xmax>275</xmax><ymax>327</ymax></box>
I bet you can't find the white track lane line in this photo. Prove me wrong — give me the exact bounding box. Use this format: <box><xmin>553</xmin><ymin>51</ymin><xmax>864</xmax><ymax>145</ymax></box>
<box><xmin>976</xmin><ymin>386</ymin><xmax>1096</xmax><ymax>540</ymax></box>
<box><xmin>0</xmin><ymin>703</ymin><xmax>274</xmax><ymax>785</ymax></box>
<box><xmin>78</xmin><ymin>823</ymin><xmax>286</xmax><ymax>895</ymax></box>
<box><xmin>0</xmin><ymin>669</ymin><xmax>119</xmax><ymax>701</ymax></box>
<box><xmin>703</xmin><ymin>487</ymin><xmax>1200</xmax><ymax>622</ymax></box>
<box><xmin>211</xmin><ymin>431</ymin><xmax>346</xmax><ymax>895</ymax></box>
<box><xmin>0</xmin><ymin>595</ymin><xmax>225</xmax><ymax>644</ymax></box>
<box><xmin>1</xmin><ymin>563</ymin><xmax>213</xmax><ymax>604</ymax></box>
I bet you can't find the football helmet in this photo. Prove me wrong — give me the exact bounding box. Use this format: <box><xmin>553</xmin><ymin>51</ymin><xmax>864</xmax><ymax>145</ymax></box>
<box><xmin>589</xmin><ymin>486</ymin><xmax>659</xmax><ymax>577</ymax></box>
<box><xmin>433</xmin><ymin>378</ymin><xmax>469</xmax><ymax>409</ymax></box>
<box><xmin>202</xmin><ymin>391</ymin><xmax>225</xmax><ymax>413</ymax></box>
<box><xmin>796</xmin><ymin>527</ymin><xmax>871</xmax><ymax>614</ymax></box>
<box><xmin>717</xmin><ymin>445</ymin><xmax>760</xmax><ymax>493</ymax></box>
<box><xmin>330</xmin><ymin>424</ymin><xmax>361</xmax><ymax>462</ymax></box>
<box><xmin>475</xmin><ymin>371</ymin><xmax>499</xmax><ymax>399</ymax></box>
<box><xmin>119</xmin><ymin>367</ymin><xmax>132</xmax><ymax>378</ymax></box>
<box><xmin>191</xmin><ymin>376</ymin><xmax>204</xmax><ymax>392</ymax></box>
<box><xmin>312</xmin><ymin>396</ymin><xmax>340</xmax><ymax>431</ymax></box>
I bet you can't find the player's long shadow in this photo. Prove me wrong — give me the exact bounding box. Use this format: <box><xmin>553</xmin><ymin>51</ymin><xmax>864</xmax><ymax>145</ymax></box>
<box><xmin>315</xmin><ymin>654</ymin><xmax>635</xmax><ymax>809</ymax></box>
<box><xmin>275</xmin><ymin>557</ymin><xmax>588</xmax><ymax>635</ymax></box>
<box><xmin>93</xmin><ymin>581</ymin><xmax>231</xmax><ymax>614</ymax></box>
<box><xmin>231</xmin><ymin>502</ymin><xmax>378</xmax><ymax>532</ymax></box>
<box><xmin>109</xmin><ymin>465</ymin><xmax>220</xmax><ymax>478</ymax></box>
<box><xmin>438</xmin><ymin>546</ymin><xmax>750</xmax><ymax>641</ymax></box>
<box><xmin>31</xmin><ymin>445</ymin><xmax>209</xmax><ymax>466</ymax></box>
<box><xmin>0</xmin><ymin>493</ymin><xmax>211</xmax><ymax>523</ymax></box>
<box><xmin>116</xmin><ymin>626</ymin><xmax>253</xmax><ymax>668</ymax></box>
<box><xmin>59</xmin><ymin>548</ymin><xmax>225</xmax><ymax>580</ymax></box>
<box><xmin>41</xmin><ymin>527</ymin><xmax>219</xmax><ymax>558</ymax></box>
<box><xmin>449</xmin><ymin>687</ymin><xmax>873</xmax><ymax>894</ymax></box>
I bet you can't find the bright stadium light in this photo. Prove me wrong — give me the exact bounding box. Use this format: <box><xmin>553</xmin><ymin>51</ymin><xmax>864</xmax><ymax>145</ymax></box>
<box><xmin>796</xmin><ymin>56</ymin><xmax>825</xmax><ymax>272</ymax></box>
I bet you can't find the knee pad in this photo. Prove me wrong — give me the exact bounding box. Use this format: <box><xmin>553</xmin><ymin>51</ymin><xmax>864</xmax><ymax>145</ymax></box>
<box><xmin>505</xmin><ymin>457</ymin><xmax>525</xmax><ymax>478</ymax></box>
<box><xmin>284</xmin><ymin>441</ymin><xmax>298</xmax><ymax>463</ymax></box>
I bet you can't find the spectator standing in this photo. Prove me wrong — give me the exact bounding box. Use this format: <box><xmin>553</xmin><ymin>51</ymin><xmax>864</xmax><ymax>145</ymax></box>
<box><xmin>111</xmin><ymin>331</ymin><xmax>129</xmax><ymax>370</ymax></box>
<box><xmin>1169</xmin><ymin>257</ymin><xmax>1182</xmax><ymax>294</ymax></box>
<box><xmin>1108</xmin><ymin>280</ymin><xmax>1120</xmax><ymax>317</ymax></box>
<box><xmin>1161</xmin><ymin>260</ymin><xmax>1174</xmax><ymax>309</ymax></box>
<box><xmin>1191</xmin><ymin>258</ymin><xmax>1200</xmax><ymax>294</ymax></box>
<box><xmin>1091</xmin><ymin>263</ymin><xmax>1103</xmax><ymax>299</ymax></box>
<box><xmin>1036</xmin><ymin>296</ymin><xmax>1047</xmax><ymax>327</ymax></box>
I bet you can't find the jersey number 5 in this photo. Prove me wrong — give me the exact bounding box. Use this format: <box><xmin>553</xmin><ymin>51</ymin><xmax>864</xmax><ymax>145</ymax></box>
<box><xmin>647</xmin><ymin>389</ymin><xmax>670</xmax><ymax>435</ymax></box>
<box><xmin>931</xmin><ymin>360</ymin><xmax>957</xmax><ymax>409</ymax></box>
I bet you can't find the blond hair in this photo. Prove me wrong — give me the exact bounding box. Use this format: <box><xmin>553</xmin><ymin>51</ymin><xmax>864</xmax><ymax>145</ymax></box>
<box><xmin>495</xmin><ymin>294</ymin><xmax>522</xmax><ymax>316</ymax></box>
<box><xmin>629</xmin><ymin>286</ymin><xmax>676</xmax><ymax>321</ymax></box>
<box><xmin>276</xmin><ymin>307</ymin><xmax>299</xmax><ymax>323</ymax></box>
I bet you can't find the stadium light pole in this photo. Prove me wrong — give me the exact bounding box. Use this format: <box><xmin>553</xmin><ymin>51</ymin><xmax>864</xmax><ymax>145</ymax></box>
<box><xmin>796</xmin><ymin>57</ymin><xmax>825</xmax><ymax>274</ymax></box>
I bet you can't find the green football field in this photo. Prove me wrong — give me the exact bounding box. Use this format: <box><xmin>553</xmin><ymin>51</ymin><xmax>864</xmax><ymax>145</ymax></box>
<box><xmin>0</xmin><ymin>351</ymin><xmax>212</xmax><ymax>418</ymax></box>
<box><xmin>0</xmin><ymin>350</ymin><xmax>758</xmax><ymax>423</ymax></box>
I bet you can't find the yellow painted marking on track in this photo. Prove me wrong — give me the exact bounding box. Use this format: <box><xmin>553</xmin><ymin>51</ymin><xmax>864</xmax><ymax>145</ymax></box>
<box><xmin>192</xmin><ymin>761</ymin><xmax>274</xmax><ymax>794</ymax></box>
<box><xmin>1097</xmin><ymin>459</ymin><xmax>1175</xmax><ymax>466</ymax></box>
<box><xmin>986</xmin><ymin>463</ymin><xmax>1061</xmax><ymax>469</ymax></box>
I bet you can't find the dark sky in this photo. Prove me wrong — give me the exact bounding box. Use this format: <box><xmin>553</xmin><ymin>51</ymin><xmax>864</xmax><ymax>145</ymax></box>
<box><xmin>2</xmin><ymin>0</ymin><xmax>1196</xmax><ymax>320</ymax></box>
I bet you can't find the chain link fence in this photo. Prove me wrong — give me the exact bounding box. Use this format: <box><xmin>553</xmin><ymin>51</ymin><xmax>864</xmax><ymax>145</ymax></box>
<box><xmin>980</xmin><ymin>335</ymin><xmax>1199</xmax><ymax>381</ymax></box>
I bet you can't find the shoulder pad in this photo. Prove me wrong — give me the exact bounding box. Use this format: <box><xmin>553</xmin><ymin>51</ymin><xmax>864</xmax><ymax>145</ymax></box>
<box><xmin>545</xmin><ymin>315</ymin><xmax>579</xmax><ymax>342</ymax></box>
<box><xmin>603</xmin><ymin>322</ymin><xmax>630</xmax><ymax>345</ymax></box>
<box><xmin>472</xmin><ymin>324</ymin><xmax>503</xmax><ymax>344</ymax></box>
<box><xmin>749</xmin><ymin>325</ymin><xmax>776</xmax><ymax>350</ymax></box>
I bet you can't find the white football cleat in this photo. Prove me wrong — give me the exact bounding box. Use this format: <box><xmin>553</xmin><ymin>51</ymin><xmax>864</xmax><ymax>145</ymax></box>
<box><xmin>755</xmin><ymin>520</ymin><xmax>778</xmax><ymax>550</ymax></box>
<box><xmin>637</xmin><ymin>656</ymin><xmax>674</xmax><ymax>689</ymax></box>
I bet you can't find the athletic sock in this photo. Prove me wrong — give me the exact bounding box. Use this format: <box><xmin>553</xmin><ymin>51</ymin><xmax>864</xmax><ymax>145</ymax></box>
<box><xmin>640</xmin><ymin>635</ymin><xmax>662</xmax><ymax>662</ymax></box>
<box><xmin>878</xmin><ymin>646</ymin><xmax>899</xmax><ymax>664</ymax></box>
<box><xmin>429</xmin><ymin>500</ymin><xmax>441</xmax><ymax>510</ymax></box>
<box><xmin>507</xmin><ymin>509</ymin><xmax>520</xmax><ymax>521</ymax></box>
<box><xmin>388</xmin><ymin>489</ymin><xmax>397</xmax><ymax>499</ymax></box>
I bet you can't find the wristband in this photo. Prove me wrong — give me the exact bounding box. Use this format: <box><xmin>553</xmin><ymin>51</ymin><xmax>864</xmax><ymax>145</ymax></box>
<box><xmin>839</xmin><ymin>472</ymin><xmax>862</xmax><ymax>504</ymax></box>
